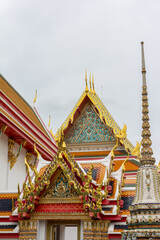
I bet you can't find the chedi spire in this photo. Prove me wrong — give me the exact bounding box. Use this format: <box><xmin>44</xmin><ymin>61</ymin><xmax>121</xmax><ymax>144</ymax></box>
<box><xmin>140</xmin><ymin>42</ymin><xmax>155</xmax><ymax>165</ymax></box>
<box><xmin>122</xmin><ymin>42</ymin><xmax>160</xmax><ymax>240</ymax></box>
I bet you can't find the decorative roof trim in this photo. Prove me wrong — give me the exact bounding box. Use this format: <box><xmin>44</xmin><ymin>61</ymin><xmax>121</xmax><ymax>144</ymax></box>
<box><xmin>55</xmin><ymin>91</ymin><xmax>134</xmax><ymax>152</ymax></box>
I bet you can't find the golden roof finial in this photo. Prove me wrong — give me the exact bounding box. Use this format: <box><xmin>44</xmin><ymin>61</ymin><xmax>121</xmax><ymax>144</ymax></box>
<box><xmin>89</xmin><ymin>72</ymin><xmax>92</xmax><ymax>92</ymax></box>
<box><xmin>50</xmin><ymin>128</ymin><xmax>54</xmax><ymax>138</ymax></box>
<box><xmin>140</xmin><ymin>42</ymin><xmax>155</xmax><ymax>165</ymax></box>
<box><xmin>48</xmin><ymin>115</ymin><xmax>51</xmax><ymax>128</ymax></box>
<box><xmin>92</xmin><ymin>73</ymin><xmax>95</xmax><ymax>94</ymax></box>
<box><xmin>34</xmin><ymin>143</ymin><xmax>40</xmax><ymax>160</ymax></box>
<box><xmin>33</xmin><ymin>89</ymin><xmax>37</xmax><ymax>105</ymax></box>
<box><xmin>85</xmin><ymin>68</ymin><xmax>89</xmax><ymax>93</ymax></box>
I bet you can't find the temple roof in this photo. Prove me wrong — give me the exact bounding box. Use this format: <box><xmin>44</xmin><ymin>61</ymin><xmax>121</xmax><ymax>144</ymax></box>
<box><xmin>0</xmin><ymin>74</ymin><xmax>58</xmax><ymax>159</ymax></box>
<box><xmin>55</xmin><ymin>88</ymin><xmax>134</xmax><ymax>152</ymax></box>
<box><xmin>0</xmin><ymin>74</ymin><xmax>49</xmax><ymax>138</ymax></box>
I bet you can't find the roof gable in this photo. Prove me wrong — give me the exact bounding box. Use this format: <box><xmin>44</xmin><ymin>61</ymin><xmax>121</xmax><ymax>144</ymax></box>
<box><xmin>65</xmin><ymin>102</ymin><xmax>115</xmax><ymax>144</ymax></box>
<box><xmin>42</xmin><ymin>171</ymin><xmax>78</xmax><ymax>200</ymax></box>
<box><xmin>56</xmin><ymin>90</ymin><xmax>134</xmax><ymax>152</ymax></box>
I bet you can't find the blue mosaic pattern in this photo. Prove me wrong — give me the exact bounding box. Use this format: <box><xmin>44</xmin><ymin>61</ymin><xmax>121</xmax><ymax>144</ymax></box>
<box><xmin>65</xmin><ymin>103</ymin><xmax>115</xmax><ymax>143</ymax></box>
<box><xmin>0</xmin><ymin>198</ymin><xmax>16</xmax><ymax>212</ymax></box>
<box><xmin>115</xmin><ymin>225</ymin><xmax>128</xmax><ymax>230</ymax></box>
<box><xmin>121</xmin><ymin>196</ymin><xmax>134</xmax><ymax>210</ymax></box>
<box><xmin>84</xmin><ymin>168</ymin><xmax>98</xmax><ymax>181</ymax></box>
<box><xmin>0</xmin><ymin>225</ymin><xmax>17</xmax><ymax>229</ymax></box>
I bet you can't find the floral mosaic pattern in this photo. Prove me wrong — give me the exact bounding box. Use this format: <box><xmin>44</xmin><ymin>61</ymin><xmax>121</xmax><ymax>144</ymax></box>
<box><xmin>44</xmin><ymin>172</ymin><xmax>78</xmax><ymax>198</ymax></box>
<box><xmin>65</xmin><ymin>103</ymin><xmax>115</xmax><ymax>143</ymax></box>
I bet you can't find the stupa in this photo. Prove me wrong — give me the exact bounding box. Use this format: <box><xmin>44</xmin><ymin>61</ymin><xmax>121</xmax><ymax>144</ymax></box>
<box><xmin>122</xmin><ymin>42</ymin><xmax>160</xmax><ymax>240</ymax></box>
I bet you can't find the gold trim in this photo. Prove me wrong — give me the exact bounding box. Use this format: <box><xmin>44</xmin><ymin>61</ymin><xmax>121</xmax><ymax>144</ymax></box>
<box><xmin>39</xmin><ymin>197</ymin><xmax>82</xmax><ymax>204</ymax></box>
<box><xmin>31</xmin><ymin>212</ymin><xmax>89</xmax><ymax>220</ymax></box>
<box><xmin>1</xmin><ymin>107</ymin><xmax>54</xmax><ymax>157</ymax></box>
<box><xmin>55</xmin><ymin>90</ymin><xmax>134</xmax><ymax>152</ymax></box>
<box><xmin>0</xmin><ymin>76</ymin><xmax>48</xmax><ymax>137</ymax></box>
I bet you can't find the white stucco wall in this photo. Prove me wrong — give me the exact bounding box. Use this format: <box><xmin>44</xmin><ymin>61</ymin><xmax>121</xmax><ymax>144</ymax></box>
<box><xmin>65</xmin><ymin>226</ymin><xmax>77</xmax><ymax>240</ymax></box>
<box><xmin>80</xmin><ymin>220</ymin><xmax>83</xmax><ymax>240</ymax></box>
<box><xmin>7</xmin><ymin>141</ymin><xmax>27</xmax><ymax>191</ymax></box>
<box><xmin>37</xmin><ymin>220</ymin><xmax>47</xmax><ymax>240</ymax></box>
<box><xmin>0</xmin><ymin>134</ymin><xmax>8</xmax><ymax>190</ymax></box>
<box><xmin>0</xmin><ymin>133</ymin><xmax>29</xmax><ymax>191</ymax></box>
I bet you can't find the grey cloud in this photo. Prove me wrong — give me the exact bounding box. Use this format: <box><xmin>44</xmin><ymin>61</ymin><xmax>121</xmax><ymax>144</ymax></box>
<box><xmin>0</xmin><ymin>0</ymin><xmax>160</xmax><ymax>161</ymax></box>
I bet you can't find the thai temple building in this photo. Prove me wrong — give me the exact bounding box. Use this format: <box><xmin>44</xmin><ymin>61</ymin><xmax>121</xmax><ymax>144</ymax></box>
<box><xmin>0</xmin><ymin>42</ymin><xmax>158</xmax><ymax>240</ymax></box>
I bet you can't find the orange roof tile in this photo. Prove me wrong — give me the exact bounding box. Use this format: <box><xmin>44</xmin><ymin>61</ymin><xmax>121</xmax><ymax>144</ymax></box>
<box><xmin>0</xmin><ymin>211</ymin><xmax>12</xmax><ymax>216</ymax></box>
<box><xmin>114</xmin><ymin>229</ymin><xmax>124</xmax><ymax>232</ymax></box>
<box><xmin>122</xmin><ymin>191</ymin><xmax>135</xmax><ymax>197</ymax></box>
<box><xmin>0</xmin><ymin>229</ymin><xmax>14</xmax><ymax>231</ymax></box>
<box><xmin>0</xmin><ymin>193</ymin><xmax>18</xmax><ymax>199</ymax></box>
<box><xmin>121</xmin><ymin>210</ymin><xmax>130</xmax><ymax>215</ymax></box>
<box><xmin>80</xmin><ymin>163</ymin><xmax>106</xmax><ymax>184</ymax></box>
<box><xmin>108</xmin><ymin>178</ymin><xmax>117</xmax><ymax>199</ymax></box>
<box><xmin>114</xmin><ymin>160</ymin><xmax>139</xmax><ymax>172</ymax></box>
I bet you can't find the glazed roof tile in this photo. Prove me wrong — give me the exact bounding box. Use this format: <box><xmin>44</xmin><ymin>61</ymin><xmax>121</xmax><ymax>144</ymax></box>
<box><xmin>0</xmin><ymin>225</ymin><xmax>17</xmax><ymax>230</ymax></box>
<box><xmin>0</xmin><ymin>193</ymin><xmax>18</xmax><ymax>199</ymax></box>
<box><xmin>0</xmin><ymin>198</ymin><xmax>16</xmax><ymax>212</ymax></box>
<box><xmin>121</xmin><ymin>210</ymin><xmax>130</xmax><ymax>215</ymax></box>
<box><xmin>80</xmin><ymin>163</ymin><xmax>106</xmax><ymax>184</ymax></box>
<box><xmin>121</xmin><ymin>194</ymin><xmax>135</xmax><ymax>211</ymax></box>
<box><xmin>114</xmin><ymin>159</ymin><xmax>139</xmax><ymax>172</ymax></box>
<box><xmin>108</xmin><ymin>178</ymin><xmax>117</xmax><ymax>199</ymax></box>
<box><xmin>0</xmin><ymin>74</ymin><xmax>49</xmax><ymax>138</ymax></box>
<box><xmin>0</xmin><ymin>193</ymin><xmax>17</xmax><ymax>216</ymax></box>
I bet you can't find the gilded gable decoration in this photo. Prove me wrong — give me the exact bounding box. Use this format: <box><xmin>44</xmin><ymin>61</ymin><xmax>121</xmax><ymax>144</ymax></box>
<box><xmin>25</xmin><ymin>152</ymin><xmax>37</xmax><ymax>171</ymax></box>
<box><xmin>43</xmin><ymin>172</ymin><xmax>78</xmax><ymax>198</ymax></box>
<box><xmin>55</xmin><ymin>78</ymin><xmax>134</xmax><ymax>151</ymax></box>
<box><xmin>0</xmin><ymin>124</ymin><xmax>7</xmax><ymax>137</ymax></box>
<box><xmin>65</xmin><ymin>103</ymin><xmax>115</xmax><ymax>144</ymax></box>
<box><xmin>8</xmin><ymin>138</ymin><xmax>22</xmax><ymax>170</ymax></box>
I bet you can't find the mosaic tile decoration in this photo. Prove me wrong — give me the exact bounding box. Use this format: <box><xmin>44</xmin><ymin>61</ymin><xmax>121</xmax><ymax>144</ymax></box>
<box><xmin>43</xmin><ymin>172</ymin><xmax>78</xmax><ymax>198</ymax></box>
<box><xmin>81</xmin><ymin>163</ymin><xmax>106</xmax><ymax>184</ymax></box>
<box><xmin>65</xmin><ymin>103</ymin><xmax>115</xmax><ymax>143</ymax></box>
<box><xmin>0</xmin><ymin>198</ymin><xmax>16</xmax><ymax>212</ymax></box>
<box><xmin>115</xmin><ymin>225</ymin><xmax>128</xmax><ymax>230</ymax></box>
<box><xmin>121</xmin><ymin>196</ymin><xmax>135</xmax><ymax>210</ymax></box>
<box><xmin>84</xmin><ymin>168</ymin><xmax>98</xmax><ymax>181</ymax></box>
<box><xmin>0</xmin><ymin>225</ymin><xmax>17</xmax><ymax>229</ymax></box>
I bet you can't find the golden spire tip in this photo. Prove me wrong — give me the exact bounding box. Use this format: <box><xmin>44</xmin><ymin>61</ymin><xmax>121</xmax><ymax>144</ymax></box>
<box><xmin>33</xmin><ymin>89</ymin><xmax>37</xmax><ymax>105</ymax></box>
<box><xmin>85</xmin><ymin>68</ymin><xmax>89</xmax><ymax>93</ymax></box>
<box><xmin>48</xmin><ymin>115</ymin><xmax>51</xmax><ymax>128</ymax></box>
<box><xmin>89</xmin><ymin>72</ymin><xmax>92</xmax><ymax>92</ymax></box>
<box><xmin>92</xmin><ymin>73</ymin><xmax>95</xmax><ymax>94</ymax></box>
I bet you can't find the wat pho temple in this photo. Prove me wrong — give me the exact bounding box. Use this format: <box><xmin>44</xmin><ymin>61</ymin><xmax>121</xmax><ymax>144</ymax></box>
<box><xmin>0</xmin><ymin>42</ymin><xmax>160</xmax><ymax>240</ymax></box>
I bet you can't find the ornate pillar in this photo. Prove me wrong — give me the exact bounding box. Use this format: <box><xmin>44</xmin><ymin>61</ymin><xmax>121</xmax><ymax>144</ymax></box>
<box><xmin>83</xmin><ymin>220</ymin><xmax>108</xmax><ymax>240</ymax></box>
<box><xmin>19</xmin><ymin>219</ymin><xmax>38</xmax><ymax>239</ymax></box>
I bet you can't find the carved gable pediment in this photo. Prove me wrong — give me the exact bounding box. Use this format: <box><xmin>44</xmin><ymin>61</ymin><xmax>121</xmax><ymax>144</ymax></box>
<box><xmin>40</xmin><ymin>171</ymin><xmax>79</xmax><ymax>203</ymax></box>
<box><xmin>65</xmin><ymin>102</ymin><xmax>115</xmax><ymax>144</ymax></box>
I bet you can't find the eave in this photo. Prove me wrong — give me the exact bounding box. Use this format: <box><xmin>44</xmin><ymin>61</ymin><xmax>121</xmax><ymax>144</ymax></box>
<box><xmin>0</xmin><ymin>91</ymin><xmax>58</xmax><ymax>160</ymax></box>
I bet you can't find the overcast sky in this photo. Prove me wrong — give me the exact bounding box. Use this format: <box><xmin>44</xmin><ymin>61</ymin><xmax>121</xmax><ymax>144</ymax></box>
<box><xmin>1</xmin><ymin>0</ymin><xmax>160</xmax><ymax>162</ymax></box>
